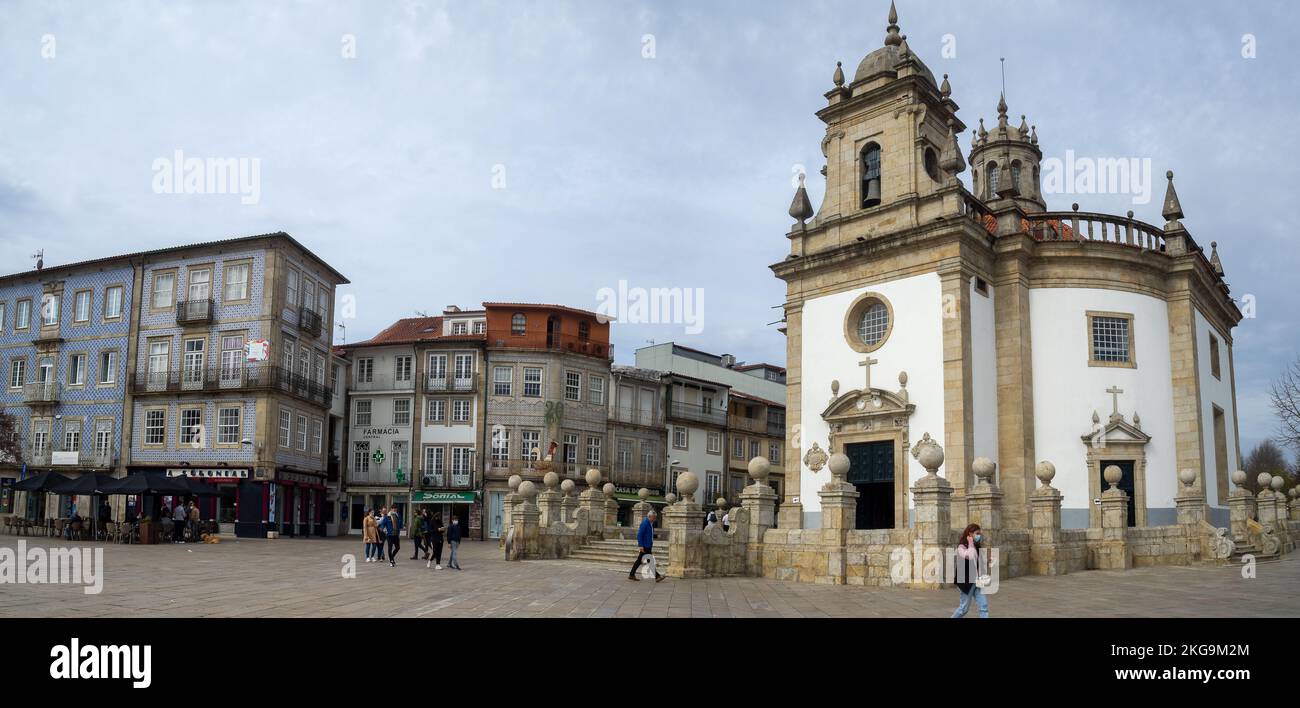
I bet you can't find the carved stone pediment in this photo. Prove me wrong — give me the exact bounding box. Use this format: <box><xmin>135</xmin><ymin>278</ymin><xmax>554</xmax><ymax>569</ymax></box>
<box><xmin>1080</xmin><ymin>417</ymin><xmax>1150</xmax><ymax>446</ymax></box>
<box><xmin>822</xmin><ymin>388</ymin><xmax>915</xmax><ymax>423</ymax></box>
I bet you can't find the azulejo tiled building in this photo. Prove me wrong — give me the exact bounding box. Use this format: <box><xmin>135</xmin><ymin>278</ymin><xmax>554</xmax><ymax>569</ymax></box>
<box><xmin>774</xmin><ymin>3</ymin><xmax>1241</xmax><ymax>534</ymax></box>
<box><xmin>0</xmin><ymin>232</ymin><xmax>348</xmax><ymax>538</ymax></box>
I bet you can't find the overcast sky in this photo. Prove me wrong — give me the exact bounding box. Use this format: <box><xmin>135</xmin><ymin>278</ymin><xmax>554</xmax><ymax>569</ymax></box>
<box><xmin>1</xmin><ymin>0</ymin><xmax>1296</xmax><ymax>459</ymax></box>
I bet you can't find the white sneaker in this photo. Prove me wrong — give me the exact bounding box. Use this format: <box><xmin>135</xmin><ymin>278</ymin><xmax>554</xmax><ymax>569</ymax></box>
<box><xmin>435</xmin><ymin>564</ymin><xmax>442</xmax><ymax>570</ymax></box>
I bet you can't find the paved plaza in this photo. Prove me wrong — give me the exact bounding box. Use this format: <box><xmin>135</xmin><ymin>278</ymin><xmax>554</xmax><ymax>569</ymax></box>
<box><xmin>1</xmin><ymin>536</ymin><xmax>1297</xmax><ymax>618</ymax></box>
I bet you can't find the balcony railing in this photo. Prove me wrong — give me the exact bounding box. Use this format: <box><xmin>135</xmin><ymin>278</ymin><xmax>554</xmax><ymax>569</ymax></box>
<box><xmin>423</xmin><ymin>376</ymin><xmax>476</xmax><ymax>393</ymax></box>
<box><xmin>611</xmin><ymin>408</ymin><xmax>663</xmax><ymax>428</ymax></box>
<box><xmin>608</xmin><ymin>466</ymin><xmax>667</xmax><ymax>490</ymax></box>
<box><xmin>668</xmin><ymin>400</ymin><xmax>726</xmax><ymax>427</ymax></box>
<box><xmin>767</xmin><ymin>421</ymin><xmax>786</xmax><ymax>438</ymax></box>
<box><xmin>484</xmin><ymin>459</ymin><xmax>608</xmax><ymax>481</ymax></box>
<box><xmin>299</xmin><ymin>307</ymin><xmax>323</xmax><ymax>337</ymax></box>
<box><xmin>543</xmin><ymin>333</ymin><xmax>613</xmax><ymax>360</ymax></box>
<box><xmin>29</xmin><ymin>451</ymin><xmax>51</xmax><ymax>466</ymax></box>
<box><xmin>351</xmin><ymin>373</ymin><xmax>416</xmax><ymax>392</ymax></box>
<box><xmin>129</xmin><ymin>364</ymin><xmax>332</xmax><ymax>407</ymax></box>
<box><xmin>23</xmin><ymin>381</ymin><xmax>60</xmax><ymax>404</ymax></box>
<box><xmin>417</xmin><ymin>469</ymin><xmax>474</xmax><ymax>489</ymax></box>
<box><xmin>1027</xmin><ymin>208</ymin><xmax>1166</xmax><ymax>253</ymax></box>
<box><xmin>176</xmin><ymin>299</ymin><xmax>214</xmax><ymax>325</ymax></box>
<box><xmin>729</xmin><ymin>416</ymin><xmax>766</xmax><ymax>435</ymax></box>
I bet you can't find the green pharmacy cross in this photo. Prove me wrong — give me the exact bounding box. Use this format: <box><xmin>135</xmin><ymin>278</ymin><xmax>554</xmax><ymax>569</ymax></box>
<box><xmin>395</xmin><ymin>469</ymin><xmax>405</xmax><ymax>484</ymax></box>
<box><xmin>372</xmin><ymin>449</ymin><xmax>386</xmax><ymax>465</ymax></box>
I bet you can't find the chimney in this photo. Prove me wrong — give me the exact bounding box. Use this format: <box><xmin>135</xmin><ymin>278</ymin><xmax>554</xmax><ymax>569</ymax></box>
<box><xmin>720</xmin><ymin>354</ymin><xmax>736</xmax><ymax>368</ymax></box>
<box><xmin>444</xmin><ymin>305</ymin><xmax>461</xmax><ymax>314</ymax></box>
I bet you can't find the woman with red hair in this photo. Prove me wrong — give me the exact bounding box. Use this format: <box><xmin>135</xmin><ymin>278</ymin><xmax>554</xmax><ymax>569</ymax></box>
<box><xmin>952</xmin><ymin>523</ymin><xmax>990</xmax><ymax>618</ymax></box>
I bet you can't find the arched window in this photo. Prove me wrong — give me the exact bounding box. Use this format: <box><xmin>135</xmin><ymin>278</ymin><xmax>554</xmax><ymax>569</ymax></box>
<box><xmin>1011</xmin><ymin>161</ymin><xmax>1022</xmax><ymax>195</ymax></box>
<box><xmin>511</xmin><ymin>313</ymin><xmax>526</xmax><ymax>336</ymax></box>
<box><xmin>986</xmin><ymin>161</ymin><xmax>999</xmax><ymax>197</ymax></box>
<box><xmin>861</xmin><ymin>143</ymin><xmax>881</xmax><ymax>208</ymax></box>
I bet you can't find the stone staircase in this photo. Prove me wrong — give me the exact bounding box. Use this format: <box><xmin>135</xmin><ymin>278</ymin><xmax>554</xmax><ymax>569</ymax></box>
<box><xmin>568</xmin><ymin>538</ymin><xmax>668</xmax><ymax>570</ymax></box>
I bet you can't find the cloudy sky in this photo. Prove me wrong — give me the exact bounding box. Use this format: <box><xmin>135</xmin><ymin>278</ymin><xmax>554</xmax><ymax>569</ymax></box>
<box><xmin>1</xmin><ymin>0</ymin><xmax>1296</xmax><ymax>458</ymax></box>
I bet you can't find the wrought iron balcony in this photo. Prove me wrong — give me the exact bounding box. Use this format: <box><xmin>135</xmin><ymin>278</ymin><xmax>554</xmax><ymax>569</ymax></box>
<box><xmin>423</xmin><ymin>376</ymin><xmax>476</xmax><ymax>393</ymax></box>
<box><xmin>176</xmin><ymin>299</ymin><xmax>214</xmax><ymax>324</ymax></box>
<box><xmin>129</xmin><ymin>363</ymin><xmax>332</xmax><ymax>407</ymax></box>
<box><xmin>417</xmin><ymin>469</ymin><xmax>474</xmax><ymax>489</ymax></box>
<box><xmin>544</xmin><ymin>333</ymin><xmax>613</xmax><ymax>359</ymax></box>
<box><xmin>23</xmin><ymin>381</ymin><xmax>60</xmax><ymax>405</ymax></box>
<box><xmin>299</xmin><ymin>307</ymin><xmax>323</xmax><ymax>337</ymax></box>
<box><xmin>668</xmin><ymin>400</ymin><xmax>726</xmax><ymax>427</ymax></box>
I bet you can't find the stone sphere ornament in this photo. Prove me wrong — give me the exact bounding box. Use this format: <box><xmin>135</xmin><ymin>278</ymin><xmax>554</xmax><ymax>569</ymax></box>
<box><xmin>972</xmin><ymin>457</ymin><xmax>995</xmax><ymax>483</ymax></box>
<box><xmin>1231</xmin><ymin>469</ymin><xmax>1248</xmax><ymax>489</ymax></box>
<box><xmin>1257</xmin><ymin>473</ymin><xmax>1273</xmax><ymax>490</ymax></box>
<box><xmin>585</xmin><ymin>468</ymin><xmax>602</xmax><ymax>488</ymax></box>
<box><xmin>1270</xmin><ymin>475</ymin><xmax>1285</xmax><ymax>492</ymax></box>
<box><xmin>1177</xmin><ymin>468</ymin><xmax>1196</xmax><ymax>488</ymax></box>
<box><xmin>827</xmin><ymin>452</ymin><xmax>851</xmax><ymax>482</ymax></box>
<box><xmin>508</xmin><ymin>474</ymin><xmax>522</xmax><ymax>491</ymax></box>
<box><xmin>715</xmin><ymin>497</ymin><xmax>727</xmax><ymax>509</ymax></box>
<box><xmin>543</xmin><ymin>471</ymin><xmax>559</xmax><ymax>489</ymax></box>
<box><xmin>1288</xmin><ymin>487</ymin><xmax>1298</xmax><ymax>500</ymax></box>
<box><xmin>602</xmin><ymin>482</ymin><xmax>616</xmax><ymax>498</ymax></box>
<box><xmin>638</xmin><ymin>487</ymin><xmax>650</xmax><ymax>501</ymax></box>
<box><xmin>560</xmin><ymin>479</ymin><xmax>575</xmax><ymax>495</ymax></box>
<box><xmin>665</xmin><ymin>492</ymin><xmax>678</xmax><ymax>505</ymax></box>
<box><xmin>1035</xmin><ymin>461</ymin><xmax>1056</xmax><ymax>486</ymax></box>
<box><xmin>748</xmin><ymin>456</ymin><xmax>771</xmax><ymax>482</ymax></box>
<box><xmin>517</xmin><ymin>480</ymin><xmax>538</xmax><ymax>500</ymax></box>
<box><xmin>676</xmin><ymin>471</ymin><xmax>699</xmax><ymax>498</ymax></box>
<box><xmin>1103</xmin><ymin>465</ymin><xmax>1123</xmax><ymax>488</ymax></box>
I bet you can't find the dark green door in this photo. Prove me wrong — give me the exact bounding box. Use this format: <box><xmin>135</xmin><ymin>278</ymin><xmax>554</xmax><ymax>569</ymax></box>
<box><xmin>844</xmin><ymin>441</ymin><xmax>894</xmax><ymax>529</ymax></box>
<box><xmin>1100</xmin><ymin>459</ymin><xmax>1137</xmax><ymax>527</ymax></box>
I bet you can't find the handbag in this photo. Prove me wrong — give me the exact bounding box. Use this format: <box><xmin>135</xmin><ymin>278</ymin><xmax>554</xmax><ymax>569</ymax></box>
<box><xmin>976</xmin><ymin>573</ymin><xmax>992</xmax><ymax>588</ymax></box>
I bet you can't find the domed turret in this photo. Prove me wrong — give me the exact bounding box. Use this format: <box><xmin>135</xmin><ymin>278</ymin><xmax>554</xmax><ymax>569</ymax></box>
<box><xmin>969</xmin><ymin>92</ymin><xmax>1045</xmax><ymax>211</ymax></box>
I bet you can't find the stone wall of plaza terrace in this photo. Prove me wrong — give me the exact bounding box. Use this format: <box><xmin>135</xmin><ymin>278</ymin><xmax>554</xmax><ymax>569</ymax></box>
<box><xmin>0</xmin><ymin>257</ymin><xmax>134</xmax><ymax>518</ymax></box>
<box><xmin>768</xmin><ymin>5</ymin><xmax>1246</xmax><ymax>548</ymax></box>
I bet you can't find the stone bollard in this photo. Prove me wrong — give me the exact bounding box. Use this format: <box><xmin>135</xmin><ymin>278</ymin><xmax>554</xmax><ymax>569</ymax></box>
<box><xmin>1029</xmin><ymin>461</ymin><xmax>1066</xmax><ymax>575</ymax></box>
<box><xmin>1256</xmin><ymin>473</ymin><xmax>1279</xmax><ymax>533</ymax></box>
<box><xmin>818</xmin><ymin>452</ymin><xmax>859</xmax><ymax>532</ymax></box>
<box><xmin>631</xmin><ymin>488</ymin><xmax>653</xmax><ymax>530</ymax></box>
<box><xmin>1226</xmin><ymin>470</ymin><xmax>1253</xmax><ymax>544</ymax></box>
<box><xmin>506</xmin><ymin>480</ymin><xmax>540</xmax><ymax>560</ymax></box>
<box><xmin>966</xmin><ymin>457</ymin><xmax>1002</xmax><ymax>538</ymax></box>
<box><xmin>1095</xmin><ymin>465</ymin><xmax>1131</xmax><ymax>569</ymax></box>
<box><xmin>1289</xmin><ymin>487</ymin><xmax>1299</xmax><ymax>522</ymax></box>
<box><xmin>1174</xmin><ymin>468</ymin><xmax>1206</xmax><ymax>525</ymax></box>
<box><xmin>560</xmin><ymin>479</ymin><xmax>576</xmax><ymax>523</ymax></box>
<box><xmin>603</xmin><ymin>483</ymin><xmax>619</xmax><ymax>529</ymax></box>
<box><xmin>538</xmin><ymin>472</ymin><xmax>562</xmax><ymax>527</ymax></box>
<box><xmin>740</xmin><ymin>456</ymin><xmax>778</xmax><ymax>576</ymax></box>
<box><xmin>578</xmin><ymin>468</ymin><xmax>606</xmax><ymax>535</ymax></box>
<box><xmin>664</xmin><ymin>472</ymin><xmax>706</xmax><ymax>578</ymax></box>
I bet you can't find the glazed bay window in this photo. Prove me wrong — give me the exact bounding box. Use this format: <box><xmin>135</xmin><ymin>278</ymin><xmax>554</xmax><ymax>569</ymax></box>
<box><xmin>224</xmin><ymin>262</ymin><xmax>250</xmax><ymax>301</ymax></box>
<box><xmin>355</xmin><ymin>399</ymin><xmax>372</xmax><ymax>426</ymax></box>
<box><xmin>1088</xmin><ymin>312</ymin><xmax>1135</xmax><ymax>367</ymax></box>
<box><xmin>393</xmin><ymin>399</ymin><xmax>411</xmax><ymax>426</ymax></box>
<box><xmin>523</xmin><ymin>367</ymin><xmax>542</xmax><ymax>397</ymax></box>
<box><xmin>493</xmin><ymin>366</ymin><xmax>512</xmax><ymax>396</ymax></box>
<box><xmin>565</xmin><ymin>371</ymin><xmax>581</xmax><ymax>401</ymax></box>
<box><xmin>144</xmin><ymin>410</ymin><xmax>166</xmax><ymax>446</ymax></box>
<box><xmin>218</xmin><ymin>406</ymin><xmax>241</xmax><ymax>444</ymax></box>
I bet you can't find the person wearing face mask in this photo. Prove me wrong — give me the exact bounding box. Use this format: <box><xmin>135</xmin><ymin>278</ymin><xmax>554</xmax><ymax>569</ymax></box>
<box><xmin>951</xmin><ymin>523</ymin><xmax>990</xmax><ymax>618</ymax></box>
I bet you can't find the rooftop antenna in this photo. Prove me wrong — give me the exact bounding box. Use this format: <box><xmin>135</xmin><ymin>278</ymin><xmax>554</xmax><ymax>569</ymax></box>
<box><xmin>336</xmin><ymin>322</ymin><xmax>347</xmax><ymax>344</ymax></box>
<box><xmin>1000</xmin><ymin>56</ymin><xmax>1006</xmax><ymax>103</ymax></box>
<box><xmin>32</xmin><ymin>249</ymin><xmax>44</xmax><ymax>270</ymax></box>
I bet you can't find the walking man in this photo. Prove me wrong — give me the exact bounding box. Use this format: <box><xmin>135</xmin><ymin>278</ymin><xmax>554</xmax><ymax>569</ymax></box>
<box><xmin>172</xmin><ymin>502</ymin><xmax>187</xmax><ymax>543</ymax></box>
<box><xmin>380</xmin><ymin>507</ymin><xmax>402</xmax><ymax>566</ymax></box>
<box><xmin>447</xmin><ymin>514</ymin><xmax>463</xmax><ymax>570</ymax></box>
<box><xmin>628</xmin><ymin>510</ymin><xmax>663</xmax><ymax>582</ymax></box>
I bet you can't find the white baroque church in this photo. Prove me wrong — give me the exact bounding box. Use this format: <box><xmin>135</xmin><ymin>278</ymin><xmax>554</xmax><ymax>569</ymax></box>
<box><xmin>774</xmin><ymin>3</ymin><xmax>1242</xmax><ymax>533</ymax></box>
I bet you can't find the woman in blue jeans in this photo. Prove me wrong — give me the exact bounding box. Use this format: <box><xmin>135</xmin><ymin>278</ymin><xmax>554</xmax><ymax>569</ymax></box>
<box><xmin>952</xmin><ymin>523</ymin><xmax>990</xmax><ymax>618</ymax></box>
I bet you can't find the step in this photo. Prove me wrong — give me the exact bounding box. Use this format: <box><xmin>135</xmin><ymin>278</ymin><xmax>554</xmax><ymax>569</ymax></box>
<box><xmin>568</xmin><ymin>549</ymin><xmax>667</xmax><ymax>564</ymax></box>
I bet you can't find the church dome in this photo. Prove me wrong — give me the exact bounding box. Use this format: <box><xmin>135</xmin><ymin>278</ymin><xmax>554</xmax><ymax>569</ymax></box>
<box><xmin>852</xmin><ymin>2</ymin><xmax>937</xmax><ymax>89</ymax></box>
<box><xmin>853</xmin><ymin>44</ymin><xmax>937</xmax><ymax>88</ymax></box>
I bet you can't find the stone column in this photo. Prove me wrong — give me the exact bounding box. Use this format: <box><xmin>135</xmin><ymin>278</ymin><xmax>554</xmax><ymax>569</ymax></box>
<box><xmin>578</xmin><ymin>468</ymin><xmax>606</xmax><ymax>535</ymax></box>
<box><xmin>560</xmin><ymin>479</ymin><xmax>576</xmax><ymax>523</ymax></box>
<box><xmin>1029</xmin><ymin>461</ymin><xmax>1067</xmax><ymax>575</ymax></box>
<box><xmin>908</xmin><ymin>434</ymin><xmax>954</xmax><ymax>588</ymax></box>
<box><xmin>1256</xmin><ymin>473</ymin><xmax>1279</xmax><ymax>531</ymax></box>
<box><xmin>1226</xmin><ymin>470</ymin><xmax>1253</xmax><ymax>544</ymax></box>
<box><xmin>500</xmin><ymin>474</ymin><xmax>522</xmax><ymax>547</ymax></box>
<box><xmin>505</xmin><ymin>480</ymin><xmax>540</xmax><ymax>561</ymax></box>
<box><xmin>1095</xmin><ymin>464</ymin><xmax>1131</xmax><ymax>569</ymax></box>
<box><xmin>631</xmin><ymin>487</ymin><xmax>653</xmax><ymax>529</ymax></box>
<box><xmin>1174</xmin><ymin>468</ymin><xmax>1206</xmax><ymax>525</ymax></box>
<box><xmin>740</xmin><ymin>457</ymin><xmax>779</xmax><ymax>576</ymax></box>
<box><xmin>815</xmin><ymin>451</ymin><xmax>858</xmax><ymax>586</ymax></box>
<box><xmin>966</xmin><ymin>457</ymin><xmax>1002</xmax><ymax>538</ymax></box>
<box><xmin>603</xmin><ymin>483</ymin><xmax>619</xmax><ymax>529</ymax></box>
<box><xmin>537</xmin><ymin>472</ymin><xmax>562</xmax><ymax>527</ymax></box>
<box><xmin>664</xmin><ymin>472</ymin><xmax>705</xmax><ymax>578</ymax></box>
<box><xmin>1289</xmin><ymin>488</ymin><xmax>1299</xmax><ymax>522</ymax></box>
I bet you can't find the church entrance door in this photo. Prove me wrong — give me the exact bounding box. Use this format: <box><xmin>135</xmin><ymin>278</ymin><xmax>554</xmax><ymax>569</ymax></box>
<box><xmin>845</xmin><ymin>441</ymin><xmax>894</xmax><ymax>529</ymax></box>
<box><xmin>1099</xmin><ymin>459</ymin><xmax>1137</xmax><ymax>527</ymax></box>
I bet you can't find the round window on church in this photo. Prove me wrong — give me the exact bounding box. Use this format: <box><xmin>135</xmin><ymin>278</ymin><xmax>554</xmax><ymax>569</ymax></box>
<box><xmin>843</xmin><ymin>292</ymin><xmax>894</xmax><ymax>353</ymax></box>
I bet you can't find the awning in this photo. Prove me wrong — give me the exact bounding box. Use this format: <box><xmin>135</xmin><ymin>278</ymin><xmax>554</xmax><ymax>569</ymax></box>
<box><xmin>411</xmin><ymin>491</ymin><xmax>475</xmax><ymax>504</ymax></box>
<box><xmin>614</xmin><ymin>492</ymin><xmax>668</xmax><ymax>504</ymax></box>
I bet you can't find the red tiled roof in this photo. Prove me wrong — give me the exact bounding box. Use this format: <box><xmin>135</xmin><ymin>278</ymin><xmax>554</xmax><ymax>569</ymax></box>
<box><xmin>980</xmin><ymin>214</ymin><xmax>1078</xmax><ymax>241</ymax></box>
<box><xmin>341</xmin><ymin>316</ymin><xmax>485</xmax><ymax>349</ymax></box>
<box><xmin>482</xmin><ymin>302</ymin><xmax>609</xmax><ymax>320</ymax></box>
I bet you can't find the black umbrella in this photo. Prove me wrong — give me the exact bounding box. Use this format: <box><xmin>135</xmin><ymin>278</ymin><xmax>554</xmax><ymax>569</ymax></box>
<box><xmin>14</xmin><ymin>471</ymin><xmax>73</xmax><ymax>492</ymax></box>
<box><xmin>99</xmin><ymin>473</ymin><xmax>191</xmax><ymax>495</ymax></box>
<box><xmin>49</xmin><ymin>473</ymin><xmax>116</xmax><ymax>495</ymax></box>
<box><xmin>181</xmin><ymin>477</ymin><xmax>220</xmax><ymax>496</ymax></box>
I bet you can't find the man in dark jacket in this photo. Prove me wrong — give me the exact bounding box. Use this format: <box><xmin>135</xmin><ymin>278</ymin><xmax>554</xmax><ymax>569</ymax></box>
<box><xmin>628</xmin><ymin>510</ymin><xmax>663</xmax><ymax>582</ymax></box>
<box><xmin>379</xmin><ymin>509</ymin><xmax>402</xmax><ymax>567</ymax></box>
<box><xmin>446</xmin><ymin>514</ymin><xmax>463</xmax><ymax>570</ymax></box>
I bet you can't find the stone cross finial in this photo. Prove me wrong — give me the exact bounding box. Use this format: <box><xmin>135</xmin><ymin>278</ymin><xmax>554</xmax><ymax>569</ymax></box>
<box><xmin>1106</xmin><ymin>385</ymin><xmax>1124</xmax><ymax>421</ymax></box>
<box><xmin>859</xmin><ymin>356</ymin><xmax>878</xmax><ymax>390</ymax></box>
